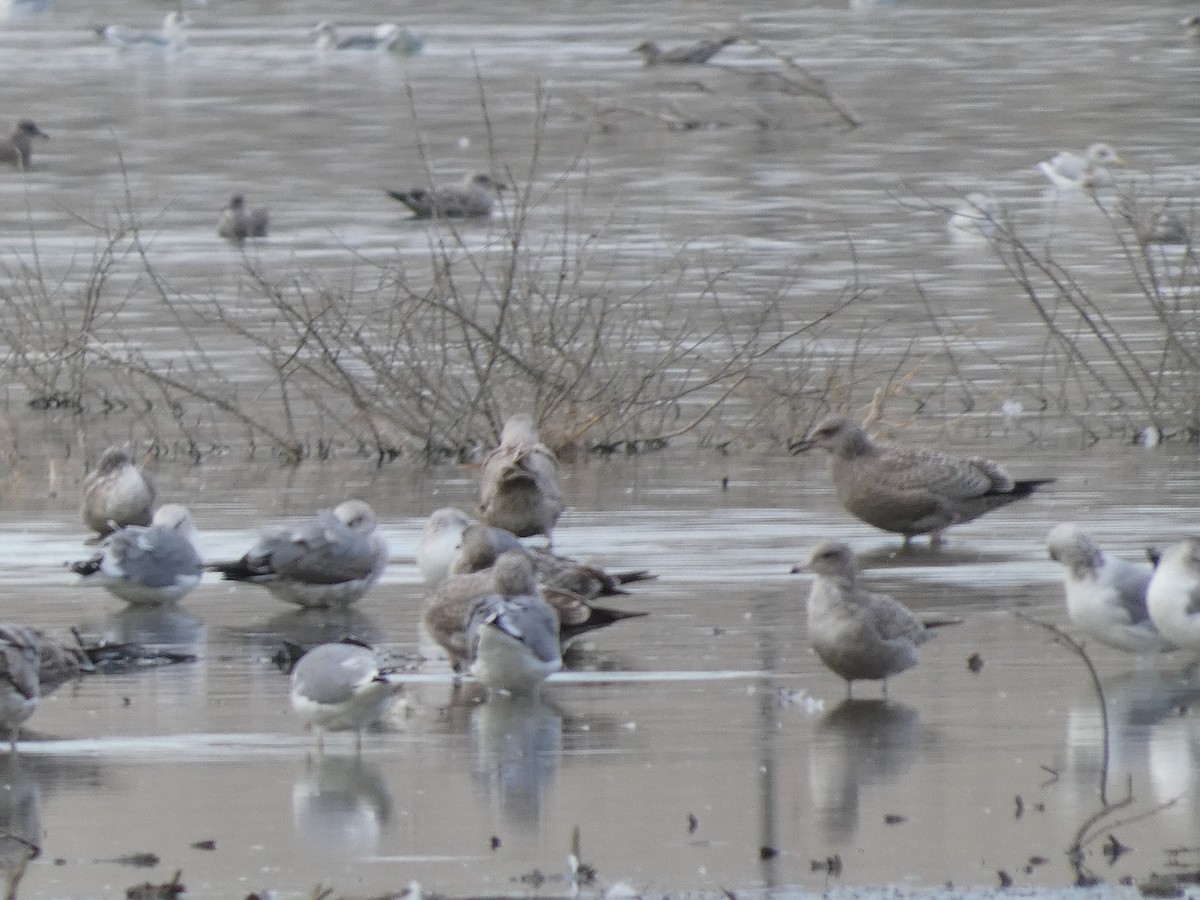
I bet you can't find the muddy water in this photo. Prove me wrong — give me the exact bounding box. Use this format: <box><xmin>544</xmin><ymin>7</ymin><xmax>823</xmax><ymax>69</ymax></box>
<box><xmin>1</xmin><ymin>0</ymin><xmax>1200</xmax><ymax>895</ymax></box>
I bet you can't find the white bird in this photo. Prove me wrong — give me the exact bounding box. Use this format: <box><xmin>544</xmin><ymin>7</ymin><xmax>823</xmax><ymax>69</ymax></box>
<box><xmin>795</xmin><ymin>541</ymin><xmax>930</xmax><ymax>698</ymax></box>
<box><xmin>208</xmin><ymin>500</ymin><xmax>389</xmax><ymax>609</ymax></box>
<box><xmin>312</xmin><ymin>21</ymin><xmax>422</xmax><ymax>54</ymax></box>
<box><xmin>386</xmin><ymin>173</ymin><xmax>506</xmax><ymax>219</ymax></box>
<box><xmin>465</xmin><ymin>551</ymin><xmax>562</xmax><ymax>697</ymax></box>
<box><xmin>477</xmin><ymin>414</ymin><xmax>565</xmax><ymax>543</ymax></box>
<box><xmin>0</xmin><ymin>630</ymin><xmax>40</xmax><ymax>751</ymax></box>
<box><xmin>81</xmin><ymin>446</ymin><xmax>156</xmax><ymax>539</ymax></box>
<box><xmin>94</xmin><ymin>11</ymin><xmax>189</xmax><ymax>50</ymax></box>
<box><xmin>947</xmin><ymin>192</ymin><xmax>1000</xmax><ymax>240</ymax></box>
<box><xmin>1037</xmin><ymin>143</ymin><xmax>1124</xmax><ymax>190</ymax></box>
<box><xmin>217</xmin><ymin>194</ymin><xmax>269</xmax><ymax>245</ymax></box>
<box><xmin>1046</xmin><ymin>524</ymin><xmax>1175</xmax><ymax>655</ymax></box>
<box><xmin>289</xmin><ymin>641</ymin><xmax>406</xmax><ymax>753</ymax></box>
<box><xmin>1146</xmin><ymin>540</ymin><xmax>1200</xmax><ymax>654</ymax></box>
<box><xmin>70</xmin><ymin>504</ymin><xmax>204</xmax><ymax>607</ymax></box>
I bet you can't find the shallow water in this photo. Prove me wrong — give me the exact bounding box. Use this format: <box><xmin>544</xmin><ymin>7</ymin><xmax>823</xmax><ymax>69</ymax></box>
<box><xmin>1</xmin><ymin>0</ymin><xmax>1200</xmax><ymax>896</ymax></box>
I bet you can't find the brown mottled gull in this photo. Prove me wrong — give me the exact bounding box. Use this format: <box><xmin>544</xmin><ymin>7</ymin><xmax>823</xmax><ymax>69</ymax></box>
<box><xmin>0</xmin><ymin>120</ymin><xmax>48</xmax><ymax>171</ymax></box>
<box><xmin>81</xmin><ymin>446</ymin><xmax>156</xmax><ymax>539</ymax></box>
<box><xmin>794</xmin><ymin>541</ymin><xmax>928</xmax><ymax>698</ymax></box>
<box><xmin>790</xmin><ymin>416</ymin><xmax>1053</xmax><ymax>546</ymax></box>
<box><xmin>385</xmin><ymin>173</ymin><xmax>505</xmax><ymax>219</ymax></box>
<box><xmin>632</xmin><ymin>36</ymin><xmax>736</xmax><ymax>65</ymax></box>
<box><xmin>477</xmin><ymin>414</ymin><xmax>565</xmax><ymax>543</ymax></box>
<box><xmin>0</xmin><ymin>630</ymin><xmax>40</xmax><ymax>750</ymax></box>
<box><xmin>217</xmin><ymin>194</ymin><xmax>269</xmax><ymax>244</ymax></box>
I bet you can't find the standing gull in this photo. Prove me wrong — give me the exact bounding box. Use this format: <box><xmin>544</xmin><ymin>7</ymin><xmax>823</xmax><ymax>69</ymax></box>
<box><xmin>1037</xmin><ymin>143</ymin><xmax>1124</xmax><ymax>191</ymax></box>
<box><xmin>1046</xmin><ymin>524</ymin><xmax>1174</xmax><ymax>655</ymax></box>
<box><xmin>1146</xmin><ymin>540</ymin><xmax>1200</xmax><ymax>654</ymax></box>
<box><xmin>478</xmin><ymin>414</ymin><xmax>565</xmax><ymax>543</ymax></box>
<box><xmin>794</xmin><ymin>541</ymin><xmax>929</xmax><ymax>698</ymax></box>
<box><xmin>81</xmin><ymin>446</ymin><xmax>156</xmax><ymax>539</ymax></box>
<box><xmin>289</xmin><ymin>641</ymin><xmax>406</xmax><ymax>753</ymax></box>
<box><xmin>217</xmin><ymin>194</ymin><xmax>269</xmax><ymax>245</ymax></box>
<box><xmin>0</xmin><ymin>630</ymin><xmax>39</xmax><ymax>751</ymax></box>
<box><xmin>0</xmin><ymin>121</ymin><xmax>47</xmax><ymax>172</ymax></box>
<box><xmin>632</xmin><ymin>36</ymin><xmax>737</xmax><ymax>65</ymax></box>
<box><xmin>385</xmin><ymin>173</ymin><xmax>505</xmax><ymax>219</ymax></box>
<box><xmin>790</xmin><ymin>416</ymin><xmax>1053</xmax><ymax>546</ymax></box>
<box><xmin>70</xmin><ymin>504</ymin><xmax>204</xmax><ymax>607</ymax></box>
<box><xmin>208</xmin><ymin>500</ymin><xmax>389</xmax><ymax>609</ymax></box>
<box><xmin>465</xmin><ymin>551</ymin><xmax>562</xmax><ymax>696</ymax></box>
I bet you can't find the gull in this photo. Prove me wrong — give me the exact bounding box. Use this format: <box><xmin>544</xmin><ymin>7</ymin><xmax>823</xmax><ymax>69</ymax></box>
<box><xmin>70</xmin><ymin>504</ymin><xmax>204</xmax><ymax>606</ymax></box>
<box><xmin>794</xmin><ymin>541</ymin><xmax>929</xmax><ymax>698</ymax></box>
<box><xmin>1037</xmin><ymin>143</ymin><xmax>1124</xmax><ymax>191</ymax></box>
<box><xmin>0</xmin><ymin>630</ymin><xmax>40</xmax><ymax>751</ymax></box>
<box><xmin>81</xmin><ymin>446</ymin><xmax>156</xmax><ymax>539</ymax></box>
<box><xmin>312</xmin><ymin>20</ymin><xmax>422</xmax><ymax>54</ymax></box>
<box><xmin>946</xmin><ymin>192</ymin><xmax>1000</xmax><ymax>240</ymax></box>
<box><xmin>289</xmin><ymin>641</ymin><xmax>406</xmax><ymax>753</ymax></box>
<box><xmin>0</xmin><ymin>626</ymin><xmax>91</xmax><ymax>697</ymax></box>
<box><xmin>790</xmin><ymin>416</ymin><xmax>1054</xmax><ymax>546</ymax></box>
<box><xmin>423</xmin><ymin>526</ymin><xmax>645</xmax><ymax>671</ymax></box>
<box><xmin>208</xmin><ymin>500</ymin><xmax>389</xmax><ymax>609</ymax></box>
<box><xmin>1146</xmin><ymin>540</ymin><xmax>1200</xmax><ymax>654</ymax></box>
<box><xmin>217</xmin><ymin>194</ymin><xmax>269</xmax><ymax>245</ymax></box>
<box><xmin>0</xmin><ymin>120</ymin><xmax>47</xmax><ymax>172</ymax></box>
<box><xmin>1184</xmin><ymin>15</ymin><xmax>1200</xmax><ymax>42</ymax></box>
<box><xmin>385</xmin><ymin>173</ymin><xmax>505</xmax><ymax>219</ymax></box>
<box><xmin>94</xmin><ymin>11</ymin><xmax>189</xmax><ymax>50</ymax></box>
<box><xmin>416</xmin><ymin>508</ymin><xmax>515</xmax><ymax>587</ymax></box>
<box><xmin>632</xmin><ymin>36</ymin><xmax>737</xmax><ymax>66</ymax></box>
<box><xmin>465</xmin><ymin>551</ymin><xmax>562</xmax><ymax>696</ymax></box>
<box><xmin>1046</xmin><ymin>524</ymin><xmax>1174</xmax><ymax>655</ymax></box>
<box><xmin>478</xmin><ymin>414</ymin><xmax>565</xmax><ymax>543</ymax></box>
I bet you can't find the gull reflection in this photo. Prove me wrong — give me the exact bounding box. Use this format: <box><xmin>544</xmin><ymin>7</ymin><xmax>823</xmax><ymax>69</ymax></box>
<box><xmin>470</xmin><ymin>696</ymin><xmax>562</xmax><ymax>830</ymax></box>
<box><xmin>102</xmin><ymin>605</ymin><xmax>206</xmax><ymax>651</ymax></box>
<box><xmin>292</xmin><ymin>755</ymin><xmax>392</xmax><ymax>853</ymax></box>
<box><xmin>0</xmin><ymin>755</ymin><xmax>40</xmax><ymax>898</ymax></box>
<box><xmin>808</xmin><ymin>699</ymin><xmax>923</xmax><ymax>840</ymax></box>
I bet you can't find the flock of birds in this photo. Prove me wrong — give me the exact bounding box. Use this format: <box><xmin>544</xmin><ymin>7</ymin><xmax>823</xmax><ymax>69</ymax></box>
<box><xmin>0</xmin><ymin>411</ymin><xmax>1193</xmax><ymax>754</ymax></box>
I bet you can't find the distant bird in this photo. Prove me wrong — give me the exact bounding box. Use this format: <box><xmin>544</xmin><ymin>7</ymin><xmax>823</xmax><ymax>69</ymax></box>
<box><xmin>217</xmin><ymin>194</ymin><xmax>269</xmax><ymax>245</ymax></box>
<box><xmin>946</xmin><ymin>192</ymin><xmax>1000</xmax><ymax>240</ymax></box>
<box><xmin>0</xmin><ymin>630</ymin><xmax>40</xmax><ymax>750</ymax></box>
<box><xmin>312</xmin><ymin>20</ymin><xmax>423</xmax><ymax>54</ymax></box>
<box><xmin>1182</xmin><ymin>15</ymin><xmax>1200</xmax><ymax>42</ymax></box>
<box><xmin>81</xmin><ymin>446</ymin><xmax>156</xmax><ymax>539</ymax></box>
<box><xmin>385</xmin><ymin>173</ymin><xmax>505</xmax><ymax>219</ymax></box>
<box><xmin>465</xmin><ymin>551</ymin><xmax>562</xmax><ymax>696</ymax></box>
<box><xmin>1046</xmin><ymin>524</ymin><xmax>1175</xmax><ymax>655</ymax></box>
<box><xmin>790</xmin><ymin>416</ymin><xmax>1054</xmax><ymax>546</ymax></box>
<box><xmin>1146</xmin><ymin>540</ymin><xmax>1200</xmax><ymax>654</ymax></box>
<box><xmin>1137</xmin><ymin>206</ymin><xmax>1189</xmax><ymax>246</ymax></box>
<box><xmin>0</xmin><ymin>626</ymin><xmax>91</xmax><ymax>697</ymax></box>
<box><xmin>70</xmin><ymin>504</ymin><xmax>204</xmax><ymax>607</ymax></box>
<box><xmin>795</xmin><ymin>541</ymin><xmax>930</xmax><ymax>697</ymax></box>
<box><xmin>1037</xmin><ymin>143</ymin><xmax>1124</xmax><ymax>190</ymax></box>
<box><xmin>207</xmin><ymin>500</ymin><xmax>389</xmax><ymax>609</ymax></box>
<box><xmin>632</xmin><ymin>36</ymin><xmax>737</xmax><ymax>65</ymax></box>
<box><xmin>94</xmin><ymin>11</ymin><xmax>189</xmax><ymax>49</ymax></box>
<box><xmin>0</xmin><ymin>120</ymin><xmax>47</xmax><ymax>171</ymax></box>
<box><xmin>289</xmin><ymin>641</ymin><xmax>406</xmax><ymax>753</ymax></box>
<box><xmin>478</xmin><ymin>414</ymin><xmax>565</xmax><ymax>543</ymax></box>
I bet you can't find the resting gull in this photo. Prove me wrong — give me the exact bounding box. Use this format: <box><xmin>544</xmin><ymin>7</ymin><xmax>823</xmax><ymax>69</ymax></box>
<box><xmin>790</xmin><ymin>416</ymin><xmax>1053</xmax><ymax>546</ymax></box>
<box><xmin>94</xmin><ymin>11</ymin><xmax>189</xmax><ymax>50</ymax></box>
<box><xmin>477</xmin><ymin>413</ymin><xmax>565</xmax><ymax>543</ymax></box>
<box><xmin>0</xmin><ymin>630</ymin><xmax>40</xmax><ymax>750</ymax></box>
<box><xmin>0</xmin><ymin>120</ymin><xmax>47</xmax><ymax>171</ymax></box>
<box><xmin>1037</xmin><ymin>143</ymin><xmax>1124</xmax><ymax>191</ymax></box>
<box><xmin>632</xmin><ymin>36</ymin><xmax>737</xmax><ymax>66</ymax></box>
<box><xmin>1146</xmin><ymin>540</ymin><xmax>1200</xmax><ymax>654</ymax></box>
<box><xmin>946</xmin><ymin>192</ymin><xmax>1000</xmax><ymax>240</ymax></box>
<box><xmin>81</xmin><ymin>446</ymin><xmax>156</xmax><ymax>539</ymax></box>
<box><xmin>217</xmin><ymin>194</ymin><xmax>269</xmax><ymax>244</ymax></box>
<box><xmin>312</xmin><ymin>20</ymin><xmax>422</xmax><ymax>54</ymax></box>
<box><xmin>1046</xmin><ymin>524</ymin><xmax>1175</xmax><ymax>655</ymax></box>
<box><xmin>385</xmin><ymin>173</ymin><xmax>505</xmax><ymax>219</ymax></box>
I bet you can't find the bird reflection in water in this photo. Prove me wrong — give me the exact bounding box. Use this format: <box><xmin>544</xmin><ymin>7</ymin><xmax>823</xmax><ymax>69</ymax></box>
<box><xmin>292</xmin><ymin>755</ymin><xmax>392</xmax><ymax>853</ymax></box>
<box><xmin>807</xmin><ymin>699</ymin><xmax>923</xmax><ymax>840</ymax></box>
<box><xmin>470</xmin><ymin>695</ymin><xmax>562</xmax><ymax>830</ymax></box>
<box><xmin>0</xmin><ymin>755</ymin><xmax>40</xmax><ymax>897</ymax></box>
<box><xmin>101</xmin><ymin>604</ymin><xmax>206</xmax><ymax>651</ymax></box>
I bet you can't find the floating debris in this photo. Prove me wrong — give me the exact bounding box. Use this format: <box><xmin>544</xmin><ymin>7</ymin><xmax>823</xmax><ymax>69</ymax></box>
<box><xmin>125</xmin><ymin>869</ymin><xmax>184</xmax><ymax>900</ymax></box>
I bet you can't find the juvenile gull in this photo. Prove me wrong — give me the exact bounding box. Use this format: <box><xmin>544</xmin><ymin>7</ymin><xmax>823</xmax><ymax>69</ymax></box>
<box><xmin>81</xmin><ymin>446</ymin><xmax>156</xmax><ymax>539</ymax></box>
<box><xmin>795</xmin><ymin>541</ymin><xmax>929</xmax><ymax>698</ymax></box>
<box><xmin>1037</xmin><ymin>143</ymin><xmax>1124</xmax><ymax>191</ymax></box>
<box><xmin>70</xmin><ymin>504</ymin><xmax>204</xmax><ymax>607</ymax></box>
<box><xmin>94</xmin><ymin>11</ymin><xmax>189</xmax><ymax>49</ymax></box>
<box><xmin>217</xmin><ymin>194</ymin><xmax>269</xmax><ymax>245</ymax></box>
<box><xmin>478</xmin><ymin>414</ymin><xmax>565</xmax><ymax>543</ymax></box>
<box><xmin>1146</xmin><ymin>540</ymin><xmax>1200</xmax><ymax>654</ymax></box>
<box><xmin>385</xmin><ymin>173</ymin><xmax>505</xmax><ymax>219</ymax></box>
<box><xmin>0</xmin><ymin>626</ymin><xmax>90</xmax><ymax>697</ymax></box>
<box><xmin>1046</xmin><ymin>524</ymin><xmax>1174</xmax><ymax>655</ymax></box>
<box><xmin>289</xmin><ymin>641</ymin><xmax>406</xmax><ymax>753</ymax></box>
<box><xmin>0</xmin><ymin>630</ymin><xmax>40</xmax><ymax>751</ymax></box>
<box><xmin>312</xmin><ymin>20</ymin><xmax>422</xmax><ymax>53</ymax></box>
<box><xmin>465</xmin><ymin>551</ymin><xmax>562</xmax><ymax>697</ymax></box>
<box><xmin>790</xmin><ymin>416</ymin><xmax>1054</xmax><ymax>546</ymax></box>
<box><xmin>632</xmin><ymin>36</ymin><xmax>737</xmax><ymax>65</ymax></box>
<box><xmin>0</xmin><ymin>120</ymin><xmax>47</xmax><ymax>172</ymax></box>
<box><xmin>208</xmin><ymin>500</ymin><xmax>389</xmax><ymax>609</ymax></box>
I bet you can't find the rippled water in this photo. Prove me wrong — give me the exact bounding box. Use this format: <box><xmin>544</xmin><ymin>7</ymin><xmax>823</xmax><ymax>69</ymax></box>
<box><xmin>1</xmin><ymin>0</ymin><xmax>1200</xmax><ymax>897</ymax></box>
